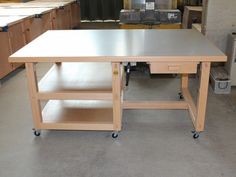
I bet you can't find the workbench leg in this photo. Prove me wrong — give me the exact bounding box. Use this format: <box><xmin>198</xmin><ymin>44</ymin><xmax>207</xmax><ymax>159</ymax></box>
<box><xmin>181</xmin><ymin>74</ymin><xmax>189</xmax><ymax>89</ymax></box>
<box><xmin>25</xmin><ymin>63</ymin><xmax>42</xmax><ymax>130</ymax></box>
<box><xmin>179</xmin><ymin>74</ymin><xmax>189</xmax><ymax>99</ymax></box>
<box><xmin>112</xmin><ymin>62</ymin><xmax>122</xmax><ymax>132</ymax></box>
<box><xmin>195</xmin><ymin>62</ymin><xmax>211</xmax><ymax>132</ymax></box>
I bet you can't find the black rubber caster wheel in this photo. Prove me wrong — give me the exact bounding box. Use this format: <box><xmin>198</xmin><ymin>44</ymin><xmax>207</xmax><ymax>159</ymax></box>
<box><xmin>192</xmin><ymin>131</ymin><xmax>200</xmax><ymax>139</ymax></box>
<box><xmin>112</xmin><ymin>132</ymin><xmax>118</xmax><ymax>139</ymax></box>
<box><xmin>178</xmin><ymin>92</ymin><xmax>184</xmax><ymax>100</ymax></box>
<box><xmin>33</xmin><ymin>129</ymin><xmax>41</xmax><ymax>136</ymax></box>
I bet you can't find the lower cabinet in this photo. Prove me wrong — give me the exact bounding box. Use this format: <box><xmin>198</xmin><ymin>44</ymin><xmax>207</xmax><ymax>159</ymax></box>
<box><xmin>0</xmin><ymin>33</ymin><xmax>12</xmax><ymax>79</ymax></box>
<box><xmin>0</xmin><ymin>22</ymin><xmax>25</xmax><ymax>79</ymax></box>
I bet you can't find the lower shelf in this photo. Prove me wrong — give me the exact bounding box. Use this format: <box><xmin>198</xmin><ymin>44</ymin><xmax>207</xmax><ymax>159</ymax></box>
<box><xmin>40</xmin><ymin>100</ymin><xmax>114</xmax><ymax>130</ymax></box>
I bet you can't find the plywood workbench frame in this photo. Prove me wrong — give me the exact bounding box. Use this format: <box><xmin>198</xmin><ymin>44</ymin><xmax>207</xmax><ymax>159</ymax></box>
<box><xmin>9</xmin><ymin>29</ymin><xmax>226</xmax><ymax>135</ymax></box>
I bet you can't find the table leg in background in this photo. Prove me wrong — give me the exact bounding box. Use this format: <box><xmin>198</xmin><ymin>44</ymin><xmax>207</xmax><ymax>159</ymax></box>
<box><xmin>181</xmin><ymin>74</ymin><xmax>189</xmax><ymax>89</ymax></box>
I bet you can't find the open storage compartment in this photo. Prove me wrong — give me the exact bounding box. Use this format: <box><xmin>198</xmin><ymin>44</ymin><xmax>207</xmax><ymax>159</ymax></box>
<box><xmin>42</xmin><ymin>100</ymin><xmax>113</xmax><ymax>130</ymax></box>
<box><xmin>35</xmin><ymin>62</ymin><xmax>116</xmax><ymax>131</ymax></box>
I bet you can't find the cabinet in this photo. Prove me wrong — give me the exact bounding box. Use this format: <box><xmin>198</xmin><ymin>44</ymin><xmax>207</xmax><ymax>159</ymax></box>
<box><xmin>0</xmin><ymin>17</ymin><xmax>26</xmax><ymax>79</ymax></box>
<box><xmin>0</xmin><ymin>0</ymin><xmax>21</xmax><ymax>2</ymax></box>
<box><xmin>0</xmin><ymin>8</ymin><xmax>55</xmax><ymax>43</ymax></box>
<box><xmin>70</xmin><ymin>1</ymin><xmax>81</xmax><ymax>28</ymax></box>
<box><xmin>0</xmin><ymin>1</ymin><xmax>81</xmax><ymax>80</ymax></box>
<box><xmin>23</xmin><ymin>11</ymin><xmax>54</xmax><ymax>42</ymax></box>
<box><xmin>26</xmin><ymin>1</ymin><xmax>74</xmax><ymax>29</ymax></box>
<box><xmin>0</xmin><ymin>32</ymin><xmax>12</xmax><ymax>78</ymax></box>
<box><xmin>8</xmin><ymin>21</ymin><xmax>26</xmax><ymax>69</ymax></box>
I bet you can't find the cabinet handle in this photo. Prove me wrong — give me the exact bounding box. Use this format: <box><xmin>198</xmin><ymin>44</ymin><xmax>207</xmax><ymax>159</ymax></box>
<box><xmin>168</xmin><ymin>65</ymin><xmax>180</xmax><ymax>71</ymax></box>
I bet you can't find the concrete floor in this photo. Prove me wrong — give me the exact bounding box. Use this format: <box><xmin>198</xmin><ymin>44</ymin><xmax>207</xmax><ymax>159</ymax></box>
<box><xmin>0</xmin><ymin>63</ymin><xmax>236</xmax><ymax>177</ymax></box>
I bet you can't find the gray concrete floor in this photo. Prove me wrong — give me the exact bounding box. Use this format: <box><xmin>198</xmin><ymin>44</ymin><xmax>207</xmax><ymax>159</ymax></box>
<box><xmin>0</xmin><ymin>63</ymin><xmax>236</xmax><ymax>177</ymax></box>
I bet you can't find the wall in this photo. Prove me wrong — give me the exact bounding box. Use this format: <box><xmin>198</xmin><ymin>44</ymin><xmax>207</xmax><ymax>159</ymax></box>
<box><xmin>202</xmin><ymin>0</ymin><xmax>236</xmax><ymax>53</ymax></box>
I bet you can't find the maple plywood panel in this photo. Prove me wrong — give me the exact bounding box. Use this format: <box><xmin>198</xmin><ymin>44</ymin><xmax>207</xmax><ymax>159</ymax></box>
<box><xmin>24</xmin><ymin>13</ymin><xmax>52</xmax><ymax>43</ymax></box>
<box><xmin>0</xmin><ymin>32</ymin><xmax>12</xmax><ymax>79</ymax></box>
<box><xmin>70</xmin><ymin>2</ymin><xmax>80</xmax><ymax>28</ymax></box>
<box><xmin>8</xmin><ymin>22</ymin><xmax>25</xmax><ymax>69</ymax></box>
<box><xmin>39</xmin><ymin>63</ymin><xmax>112</xmax><ymax>92</ymax></box>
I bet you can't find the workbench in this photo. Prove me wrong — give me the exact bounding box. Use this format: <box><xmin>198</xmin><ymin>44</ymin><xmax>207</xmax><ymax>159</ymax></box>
<box><xmin>28</xmin><ymin>0</ymin><xmax>80</xmax><ymax>29</ymax></box>
<box><xmin>0</xmin><ymin>16</ymin><xmax>26</xmax><ymax>79</ymax></box>
<box><xmin>0</xmin><ymin>1</ymin><xmax>80</xmax><ymax>29</ymax></box>
<box><xmin>26</xmin><ymin>1</ymin><xmax>75</xmax><ymax>29</ymax></box>
<box><xmin>0</xmin><ymin>7</ymin><xmax>54</xmax><ymax>42</ymax></box>
<box><xmin>9</xmin><ymin>29</ymin><xmax>226</xmax><ymax>138</ymax></box>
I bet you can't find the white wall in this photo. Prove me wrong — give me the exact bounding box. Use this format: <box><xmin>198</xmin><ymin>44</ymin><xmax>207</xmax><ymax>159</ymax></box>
<box><xmin>203</xmin><ymin>0</ymin><xmax>236</xmax><ymax>53</ymax></box>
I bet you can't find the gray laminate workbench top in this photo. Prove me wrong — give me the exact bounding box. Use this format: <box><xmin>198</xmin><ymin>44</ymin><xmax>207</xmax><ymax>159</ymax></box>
<box><xmin>9</xmin><ymin>29</ymin><xmax>227</xmax><ymax>63</ymax></box>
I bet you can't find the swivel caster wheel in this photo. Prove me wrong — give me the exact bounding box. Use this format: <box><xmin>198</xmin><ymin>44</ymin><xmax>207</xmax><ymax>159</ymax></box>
<box><xmin>112</xmin><ymin>132</ymin><xmax>118</xmax><ymax>139</ymax></box>
<box><xmin>33</xmin><ymin>129</ymin><xmax>41</xmax><ymax>137</ymax></box>
<box><xmin>178</xmin><ymin>92</ymin><xmax>184</xmax><ymax>100</ymax></box>
<box><xmin>191</xmin><ymin>131</ymin><xmax>200</xmax><ymax>139</ymax></box>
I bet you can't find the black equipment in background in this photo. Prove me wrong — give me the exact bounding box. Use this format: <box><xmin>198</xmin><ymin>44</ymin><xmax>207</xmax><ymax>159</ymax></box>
<box><xmin>80</xmin><ymin>0</ymin><xmax>123</xmax><ymax>20</ymax></box>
